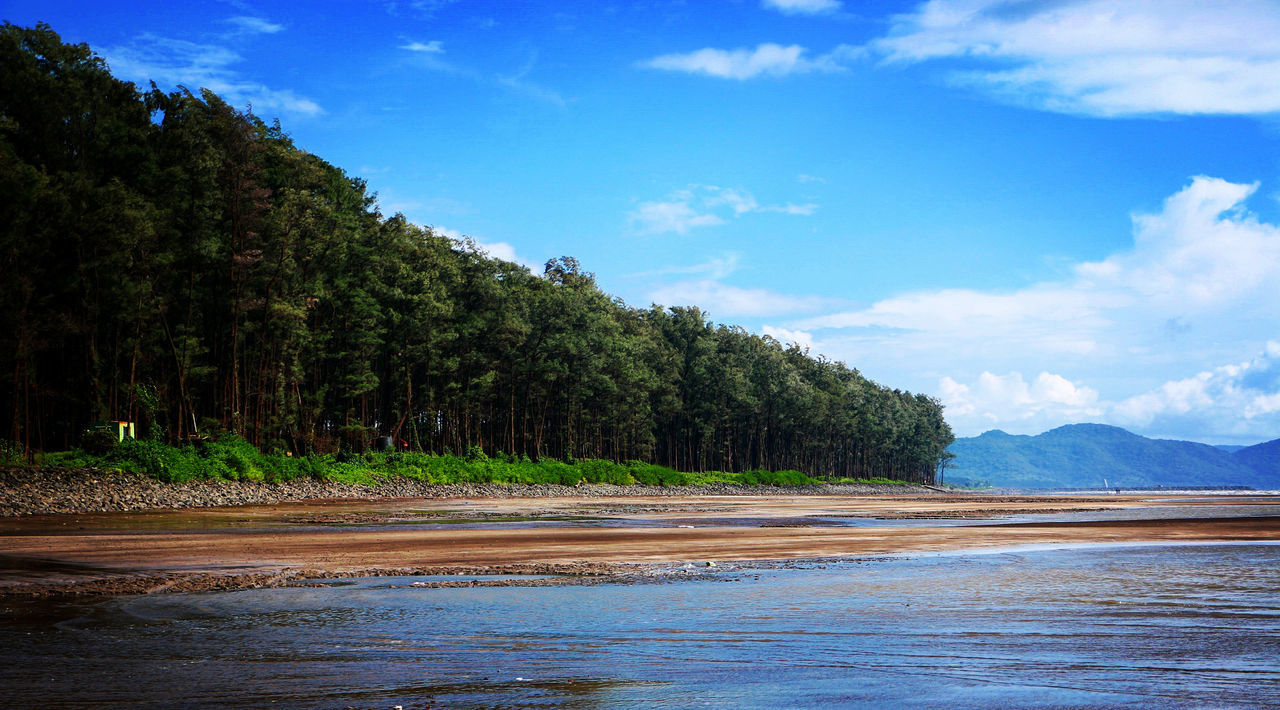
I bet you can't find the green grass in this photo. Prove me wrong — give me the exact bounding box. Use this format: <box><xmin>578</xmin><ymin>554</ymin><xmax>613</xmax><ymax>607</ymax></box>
<box><xmin>20</xmin><ymin>436</ymin><xmax>919</xmax><ymax>488</ymax></box>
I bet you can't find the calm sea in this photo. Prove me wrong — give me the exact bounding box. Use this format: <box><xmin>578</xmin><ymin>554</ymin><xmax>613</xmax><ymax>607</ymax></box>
<box><xmin>3</xmin><ymin>542</ymin><xmax>1278</xmax><ymax>708</ymax></box>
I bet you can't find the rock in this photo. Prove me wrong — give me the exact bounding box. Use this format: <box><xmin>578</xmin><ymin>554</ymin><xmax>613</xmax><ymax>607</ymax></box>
<box><xmin>0</xmin><ymin>464</ymin><xmax>940</xmax><ymax>517</ymax></box>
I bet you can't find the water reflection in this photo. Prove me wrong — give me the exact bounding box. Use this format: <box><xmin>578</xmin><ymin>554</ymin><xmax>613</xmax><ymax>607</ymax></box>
<box><xmin>2</xmin><ymin>543</ymin><xmax>1277</xmax><ymax>708</ymax></box>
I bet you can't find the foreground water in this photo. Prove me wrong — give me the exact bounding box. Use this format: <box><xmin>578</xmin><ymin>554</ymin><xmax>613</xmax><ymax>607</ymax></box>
<box><xmin>3</xmin><ymin>543</ymin><xmax>1278</xmax><ymax>709</ymax></box>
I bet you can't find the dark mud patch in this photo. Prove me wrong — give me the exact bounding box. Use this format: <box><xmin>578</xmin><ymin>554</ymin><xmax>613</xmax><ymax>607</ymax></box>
<box><xmin>0</xmin><ymin>560</ymin><xmax>742</xmax><ymax>600</ymax></box>
<box><xmin>402</xmin><ymin>515</ymin><xmax>607</xmax><ymax>526</ymax></box>
<box><xmin>330</xmin><ymin>677</ymin><xmax>669</xmax><ymax>709</ymax></box>
<box><xmin>563</xmin><ymin>502</ymin><xmax>738</xmax><ymax>515</ymax></box>
<box><xmin>0</xmin><ymin>554</ymin><xmax>126</xmax><ymax>579</ymax></box>
<box><xmin>281</xmin><ymin>510</ymin><xmax>606</xmax><ymax>526</ymax></box>
<box><xmin>842</xmin><ymin>506</ymin><xmax>1113</xmax><ymax>520</ymax></box>
<box><xmin>0</xmin><ymin>552</ymin><xmax>778</xmax><ymax>599</ymax></box>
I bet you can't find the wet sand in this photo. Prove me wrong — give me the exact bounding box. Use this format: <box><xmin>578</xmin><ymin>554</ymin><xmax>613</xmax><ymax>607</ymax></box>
<box><xmin>3</xmin><ymin>493</ymin><xmax>1279</xmax><ymax>597</ymax></box>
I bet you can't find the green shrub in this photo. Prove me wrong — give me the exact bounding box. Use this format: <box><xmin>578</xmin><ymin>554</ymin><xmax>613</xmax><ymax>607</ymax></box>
<box><xmin>627</xmin><ymin>460</ymin><xmax>689</xmax><ymax>486</ymax></box>
<box><xmin>39</xmin><ymin>449</ymin><xmax>100</xmax><ymax>468</ymax></box>
<box><xmin>202</xmin><ymin>436</ymin><xmax>267</xmax><ymax>481</ymax></box>
<box><xmin>28</xmin><ymin>439</ymin><xmax>917</xmax><ymax>489</ymax></box>
<box><xmin>831</xmin><ymin>476</ymin><xmax>910</xmax><ymax>486</ymax></box>
<box><xmin>81</xmin><ymin>429</ymin><xmax>118</xmax><ymax>456</ymax></box>
<box><xmin>742</xmin><ymin>469</ymin><xmax>818</xmax><ymax>486</ymax></box>
<box><xmin>575</xmin><ymin>458</ymin><xmax>635</xmax><ymax>485</ymax></box>
<box><xmin>527</xmin><ymin>458</ymin><xmax>579</xmax><ymax>485</ymax></box>
<box><xmin>0</xmin><ymin>439</ymin><xmax>26</xmax><ymax>465</ymax></box>
<box><xmin>684</xmin><ymin>470</ymin><xmax>738</xmax><ymax>486</ymax></box>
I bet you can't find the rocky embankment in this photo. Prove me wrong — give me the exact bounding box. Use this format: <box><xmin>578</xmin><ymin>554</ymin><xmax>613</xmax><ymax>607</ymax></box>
<box><xmin>0</xmin><ymin>466</ymin><xmax>941</xmax><ymax>517</ymax></box>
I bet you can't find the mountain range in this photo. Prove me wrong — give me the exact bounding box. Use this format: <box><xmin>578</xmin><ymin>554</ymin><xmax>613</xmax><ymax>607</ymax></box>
<box><xmin>945</xmin><ymin>424</ymin><xmax>1279</xmax><ymax>489</ymax></box>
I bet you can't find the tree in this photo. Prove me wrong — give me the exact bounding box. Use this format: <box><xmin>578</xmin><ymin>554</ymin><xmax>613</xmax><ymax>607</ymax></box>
<box><xmin>0</xmin><ymin>22</ymin><xmax>955</xmax><ymax>483</ymax></box>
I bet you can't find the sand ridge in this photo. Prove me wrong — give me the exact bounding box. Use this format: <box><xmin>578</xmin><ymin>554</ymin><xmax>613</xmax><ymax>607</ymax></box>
<box><xmin>3</xmin><ymin>493</ymin><xmax>1278</xmax><ymax>598</ymax></box>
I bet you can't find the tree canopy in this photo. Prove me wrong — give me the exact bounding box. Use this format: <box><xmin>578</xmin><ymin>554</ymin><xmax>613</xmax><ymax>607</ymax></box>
<box><xmin>0</xmin><ymin>23</ymin><xmax>953</xmax><ymax>483</ymax></box>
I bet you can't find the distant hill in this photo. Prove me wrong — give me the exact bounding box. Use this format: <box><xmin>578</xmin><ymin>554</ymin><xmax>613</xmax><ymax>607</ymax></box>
<box><xmin>946</xmin><ymin>424</ymin><xmax>1279</xmax><ymax>489</ymax></box>
<box><xmin>1234</xmin><ymin>439</ymin><xmax>1280</xmax><ymax>482</ymax></box>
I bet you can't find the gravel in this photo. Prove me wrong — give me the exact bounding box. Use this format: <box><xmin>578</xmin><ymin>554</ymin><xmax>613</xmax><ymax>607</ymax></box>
<box><xmin>0</xmin><ymin>466</ymin><xmax>939</xmax><ymax>517</ymax></box>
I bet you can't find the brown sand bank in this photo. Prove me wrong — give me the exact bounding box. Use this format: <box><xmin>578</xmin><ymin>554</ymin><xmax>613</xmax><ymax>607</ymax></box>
<box><xmin>3</xmin><ymin>493</ymin><xmax>1278</xmax><ymax>598</ymax></box>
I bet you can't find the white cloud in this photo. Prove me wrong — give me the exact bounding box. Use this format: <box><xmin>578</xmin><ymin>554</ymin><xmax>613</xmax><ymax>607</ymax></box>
<box><xmin>642</xmin><ymin>43</ymin><xmax>861</xmax><ymax>80</ymax></box>
<box><xmin>400</xmin><ymin>42</ymin><xmax>567</xmax><ymax>107</ymax></box>
<box><xmin>495</xmin><ymin>71</ymin><xmax>568</xmax><ymax>107</ymax></box>
<box><xmin>1111</xmin><ymin>373</ymin><xmax>1216</xmax><ymax>425</ymax></box>
<box><xmin>472</xmin><ymin>239</ymin><xmax>534</xmax><ymax>269</ymax></box>
<box><xmin>939</xmin><ymin>371</ymin><xmax>1102</xmax><ymax>427</ymax></box>
<box><xmin>430</xmin><ymin>225</ymin><xmax>464</xmax><ymax>240</ymax></box>
<box><xmin>401</xmin><ymin>40</ymin><xmax>444</xmax><ymax>53</ymax></box>
<box><xmin>631</xmin><ymin>198</ymin><xmax>726</xmax><ymax>235</ymax></box>
<box><xmin>378</xmin><ymin>192</ymin><xmax>470</xmax><ymax>220</ymax></box>
<box><xmin>642</xmin><ymin>252</ymin><xmax>828</xmax><ymax>319</ymax></box>
<box><xmin>797</xmin><ymin>173</ymin><xmax>825</xmax><ymax>184</ymax></box>
<box><xmin>938</xmin><ymin>344</ymin><xmax>1280</xmax><ymax>441</ymax></box>
<box><xmin>630</xmin><ymin>185</ymin><xmax>818</xmax><ymax>234</ymax></box>
<box><xmin>384</xmin><ymin>0</ymin><xmax>462</xmax><ymax>18</ymax></box>
<box><xmin>704</xmin><ymin>187</ymin><xmax>759</xmax><ymax>215</ymax></box>
<box><xmin>874</xmin><ymin>0</ymin><xmax>1280</xmax><ymax>116</ymax></box>
<box><xmin>651</xmin><ymin>280</ymin><xmax>825</xmax><ymax>318</ymax></box>
<box><xmin>763</xmin><ymin>0</ymin><xmax>841</xmax><ymax>16</ymax></box>
<box><xmin>798</xmin><ymin>176</ymin><xmax>1280</xmax><ymax>344</ymax></box>
<box><xmin>226</xmin><ymin>16</ymin><xmax>283</xmax><ymax>34</ymax></box>
<box><xmin>631</xmin><ymin>253</ymin><xmax>741</xmax><ymax>280</ymax></box>
<box><xmin>1113</xmin><ymin>343</ymin><xmax>1280</xmax><ymax>428</ymax></box>
<box><xmin>1076</xmin><ymin>177</ymin><xmax>1280</xmax><ymax>307</ymax></box>
<box><xmin>764</xmin><ymin>202</ymin><xmax>819</xmax><ymax>215</ymax></box>
<box><xmin>104</xmin><ymin>36</ymin><xmax>322</xmax><ymax>116</ymax></box>
<box><xmin>436</xmin><ymin>226</ymin><xmax>542</xmax><ymax>272</ymax></box>
<box><xmin>797</xmin><ymin>284</ymin><xmax>1110</xmax><ymax>351</ymax></box>
<box><xmin>788</xmin><ymin>176</ymin><xmax>1280</xmax><ymax>439</ymax></box>
<box><xmin>763</xmin><ymin>326</ymin><xmax>816</xmax><ymax>350</ymax></box>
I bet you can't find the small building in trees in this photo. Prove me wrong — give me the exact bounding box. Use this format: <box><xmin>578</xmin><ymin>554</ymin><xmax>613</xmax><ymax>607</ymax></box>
<box><xmin>88</xmin><ymin>420</ymin><xmax>135</xmax><ymax>442</ymax></box>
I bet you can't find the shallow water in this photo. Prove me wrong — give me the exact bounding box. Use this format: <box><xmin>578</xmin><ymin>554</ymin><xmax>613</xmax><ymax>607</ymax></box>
<box><xmin>3</xmin><ymin>543</ymin><xmax>1278</xmax><ymax>709</ymax></box>
<box><xmin>982</xmin><ymin>502</ymin><xmax>1280</xmax><ymax>525</ymax></box>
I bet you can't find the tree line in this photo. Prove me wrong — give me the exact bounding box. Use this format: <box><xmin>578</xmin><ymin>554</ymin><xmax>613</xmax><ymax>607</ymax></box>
<box><xmin>0</xmin><ymin>23</ymin><xmax>953</xmax><ymax>483</ymax></box>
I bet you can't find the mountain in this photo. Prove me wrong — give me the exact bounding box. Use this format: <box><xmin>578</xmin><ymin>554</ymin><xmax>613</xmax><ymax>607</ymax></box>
<box><xmin>1234</xmin><ymin>438</ymin><xmax>1280</xmax><ymax>482</ymax></box>
<box><xmin>946</xmin><ymin>424</ymin><xmax>1278</xmax><ymax>489</ymax></box>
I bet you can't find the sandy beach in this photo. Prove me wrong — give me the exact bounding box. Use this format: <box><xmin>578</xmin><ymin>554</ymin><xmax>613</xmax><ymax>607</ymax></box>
<box><xmin>3</xmin><ymin>492</ymin><xmax>1278</xmax><ymax>597</ymax></box>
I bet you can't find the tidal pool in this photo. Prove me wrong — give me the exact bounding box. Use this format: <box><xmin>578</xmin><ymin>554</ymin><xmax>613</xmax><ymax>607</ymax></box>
<box><xmin>3</xmin><ymin>543</ymin><xmax>1277</xmax><ymax>708</ymax></box>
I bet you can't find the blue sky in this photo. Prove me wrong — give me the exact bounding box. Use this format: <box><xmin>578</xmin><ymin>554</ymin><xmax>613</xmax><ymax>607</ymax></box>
<box><xmin>8</xmin><ymin>0</ymin><xmax>1280</xmax><ymax>443</ymax></box>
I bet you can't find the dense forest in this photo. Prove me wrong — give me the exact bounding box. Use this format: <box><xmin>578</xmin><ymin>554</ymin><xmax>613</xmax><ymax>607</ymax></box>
<box><xmin>0</xmin><ymin>23</ymin><xmax>953</xmax><ymax>483</ymax></box>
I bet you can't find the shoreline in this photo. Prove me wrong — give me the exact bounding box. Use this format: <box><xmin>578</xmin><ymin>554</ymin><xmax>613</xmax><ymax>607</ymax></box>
<box><xmin>0</xmin><ymin>561</ymin><xmax>646</xmax><ymax>600</ymax></box>
<box><xmin>11</xmin><ymin>537</ymin><xmax>1280</xmax><ymax>601</ymax></box>
<box><xmin>0</xmin><ymin>465</ymin><xmax>941</xmax><ymax>517</ymax></box>
<box><xmin>3</xmin><ymin>491</ymin><xmax>1277</xmax><ymax>600</ymax></box>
